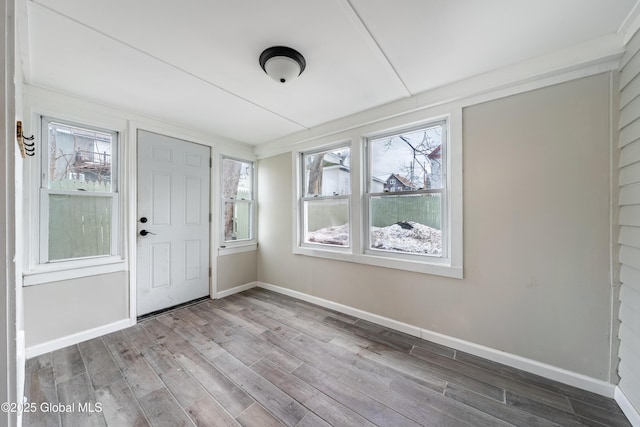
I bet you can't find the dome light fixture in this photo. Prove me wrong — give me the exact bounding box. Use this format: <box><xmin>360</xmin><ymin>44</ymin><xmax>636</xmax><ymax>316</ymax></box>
<box><xmin>259</xmin><ymin>46</ymin><xmax>306</xmax><ymax>84</ymax></box>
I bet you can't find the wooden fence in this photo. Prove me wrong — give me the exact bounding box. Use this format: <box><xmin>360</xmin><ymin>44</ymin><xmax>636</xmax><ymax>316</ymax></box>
<box><xmin>48</xmin><ymin>194</ymin><xmax>112</xmax><ymax>260</ymax></box>
<box><xmin>307</xmin><ymin>194</ymin><xmax>441</xmax><ymax>232</ymax></box>
<box><xmin>370</xmin><ymin>194</ymin><xmax>441</xmax><ymax>229</ymax></box>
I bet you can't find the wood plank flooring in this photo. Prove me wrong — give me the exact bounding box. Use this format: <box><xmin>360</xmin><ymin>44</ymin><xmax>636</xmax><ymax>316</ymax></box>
<box><xmin>23</xmin><ymin>288</ymin><xmax>632</xmax><ymax>426</ymax></box>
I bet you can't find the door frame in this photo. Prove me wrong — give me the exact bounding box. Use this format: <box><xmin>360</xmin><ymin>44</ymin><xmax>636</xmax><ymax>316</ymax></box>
<box><xmin>2</xmin><ymin>0</ymin><xmax>18</xmax><ymax>424</ymax></box>
<box><xmin>128</xmin><ymin>123</ymin><xmax>218</xmax><ymax>322</ymax></box>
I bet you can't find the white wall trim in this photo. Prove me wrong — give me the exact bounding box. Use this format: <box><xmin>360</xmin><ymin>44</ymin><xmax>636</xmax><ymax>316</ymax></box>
<box><xmin>258</xmin><ymin>282</ymin><xmax>422</xmax><ymax>337</ymax></box>
<box><xmin>255</xmin><ymin>41</ymin><xmax>622</xmax><ymax>160</ymax></box>
<box><xmin>257</xmin><ymin>281</ymin><xmax>617</xmax><ymax>398</ymax></box>
<box><xmin>25</xmin><ymin>318</ymin><xmax>132</xmax><ymax>359</ymax></box>
<box><xmin>215</xmin><ymin>281</ymin><xmax>258</xmax><ymax>299</ymax></box>
<box><xmin>218</xmin><ymin>243</ymin><xmax>258</xmax><ymax>257</ymax></box>
<box><xmin>23</xmin><ymin>259</ymin><xmax>127</xmax><ymax>287</ymax></box>
<box><xmin>418</xmin><ymin>328</ymin><xmax>616</xmax><ymax>398</ymax></box>
<box><xmin>616</xmin><ymin>386</ymin><xmax>640</xmax><ymax>427</ymax></box>
<box><xmin>619</xmin><ymin>0</ymin><xmax>640</xmax><ymax>46</ymax></box>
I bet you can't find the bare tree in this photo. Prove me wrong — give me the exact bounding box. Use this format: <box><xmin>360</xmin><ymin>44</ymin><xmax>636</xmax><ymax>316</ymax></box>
<box><xmin>307</xmin><ymin>153</ymin><xmax>324</xmax><ymax>195</ymax></box>
<box><xmin>396</xmin><ymin>131</ymin><xmax>441</xmax><ymax>189</ymax></box>
<box><xmin>223</xmin><ymin>160</ymin><xmax>242</xmax><ymax>239</ymax></box>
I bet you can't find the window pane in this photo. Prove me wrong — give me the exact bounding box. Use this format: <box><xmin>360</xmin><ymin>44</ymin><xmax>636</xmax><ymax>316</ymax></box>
<box><xmin>303</xmin><ymin>147</ymin><xmax>350</xmax><ymax>197</ymax></box>
<box><xmin>47</xmin><ymin>121</ymin><xmax>114</xmax><ymax>192</ymax></box>
<box><xmin>48</xmin><ymin>194</ymin><xmax>112</xmax><ymax>261</ymax></box>
<box><xmin>303</xmin><ymin>198</ymin><xmax>349</xmax><ymax>246</ymax></box>
<box><xmin>369</xmin><ymin>124</ymin><xmax>443</xmax><ymax>192</ymax></box>
<box><xmin>369</xmin><ymin>193</ymin><xmax>442</xmax><ymax>256</ymax></box>
<box><xmin>224</xmin><ymin>201</ymin><xmax>251</xmax><ymax>241</ymax></box>
<box><xmin>223</xmin><ymin>158</ymin><xmax>252</xmax><ymax>199</ymax></box>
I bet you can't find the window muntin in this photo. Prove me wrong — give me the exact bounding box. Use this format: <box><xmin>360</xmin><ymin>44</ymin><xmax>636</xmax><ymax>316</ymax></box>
<box><xmin>222</xmin><ymin>157</ymin><xmax>254</xmax><ymax>242</ymax></box>
<box><xmin>40</xmin><ymin>118</ymin><xmax>119</xmax><ymax>262</ymax></box>
<box><xmin>301</xmin><ymin>145</ymin><xmax>351</xmax><ymax>247</ymax></box>
<box><xmin>366</xmin><ymin>121</ymin><xmax>446</xmax><ymax>258</ymax></box>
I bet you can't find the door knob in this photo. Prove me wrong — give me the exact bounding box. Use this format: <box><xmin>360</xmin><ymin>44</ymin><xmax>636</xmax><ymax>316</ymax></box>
<box><xmin>139</xmin><ymin>230</ymin><xmax>156</xmax><ymax>236</ymax></box>
<box><xmin>139</xmin><ymin>217</ymin><xmax>148</xmax><ymax>223</ymax></box>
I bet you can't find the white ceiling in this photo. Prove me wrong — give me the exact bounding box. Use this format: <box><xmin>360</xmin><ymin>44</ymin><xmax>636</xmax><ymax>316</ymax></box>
<box><xmin>22</xmin><ymin>0</ymin><xmax>638</xmax><ymax>145</ymax></box>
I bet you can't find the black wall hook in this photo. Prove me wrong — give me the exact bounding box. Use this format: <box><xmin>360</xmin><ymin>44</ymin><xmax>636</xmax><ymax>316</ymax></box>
<box><xmin>16</xmin><ymin>121</ymin><xmax>35</xmax><ymax>158</ymax></box>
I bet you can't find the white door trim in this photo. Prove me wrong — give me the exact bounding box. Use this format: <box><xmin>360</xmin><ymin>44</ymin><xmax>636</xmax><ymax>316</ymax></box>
<box><xmin>135</xmin><ymin>130</ymin><xmax>211</xmax><ymax>316</ymax></box>
<box><xmin>128</xmin><ymin>123</ymin><xmax>219</xmax><ymax>322</ymax></box>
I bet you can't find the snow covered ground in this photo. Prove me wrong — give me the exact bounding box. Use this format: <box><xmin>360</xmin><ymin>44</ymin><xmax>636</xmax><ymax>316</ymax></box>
<box><xmin>307</xmin><ymin>222</ymin><xmax>442</xmax><ymax>255</ymax></box>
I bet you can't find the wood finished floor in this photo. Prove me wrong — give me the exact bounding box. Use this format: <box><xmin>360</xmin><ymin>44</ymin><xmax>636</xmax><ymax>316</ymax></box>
<box><xmin>24</xmin><ymin>288</ymin><xmax>631</xmax><ymax>427</ymax></box>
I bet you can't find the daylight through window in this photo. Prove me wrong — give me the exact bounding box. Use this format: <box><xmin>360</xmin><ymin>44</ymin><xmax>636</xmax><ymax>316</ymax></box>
<box><xmin>301</xmin><ymin>145</ymin><xmax>351</xmax><ymax>247</ymax></box>
<box><xmin>222</xmin><ymin>157</ymin><xmax>254</xmax><ymax>242</ymax></box>
<box><xmin>40</xmin><ymin>118</ymin><xmax>119</xmax><ymax>262</ymax></box>
<box><xmin>366</xmin><ymin>122</ymin><xmax>446</xmax><ymax>258</ymax></box>
<box><xmin>295</xmin><ymin>115</ymin><xmax>460</xmax><ymax>276</ymax></box>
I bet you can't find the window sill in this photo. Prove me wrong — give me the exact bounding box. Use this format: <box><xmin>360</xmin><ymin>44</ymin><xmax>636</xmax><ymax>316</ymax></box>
<box><xmin>218</xmin><ymin>242</ymin><xmax>258</xmax><ymax>256</ymax></box>
<box><xmin>23</xmin><ymin>256</ymin><xmax>127</xmax><ymax>286</ymax></box>
<box><xmin>293</xmin><ymin>246</ymin><xmax>463</xmax><ymax>279</ymax></box>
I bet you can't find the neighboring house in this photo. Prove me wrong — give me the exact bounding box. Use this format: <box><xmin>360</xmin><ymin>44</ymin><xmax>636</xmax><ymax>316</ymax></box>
<box><xmin>427</xmin><ymin>145</ymin><xmax>442</xmax><ymax>189</ymax></box>
<box><xmin>72</xmin><ymin>145</ymin><xmax>111</xmax><ymax>183</ymax></box>
<box><xmin>314</xmin><ymin>159</ymin><xmax>385</xmax><ymax>195</ymax></box>
<box><xmin>308</xmin><ymin>152</ymin><xmax>385</xmax><ymax>195</ymax></box>
<box><xmin>53</xmin><ymin>130</ymin><xmax>112</xmax><ymax>184</ymax></box>
<box><xmin>383</xmin><ymin>173</ymin><xmax>415</xmax><ymax>192</ymax></box>
<box><xmin>320</xmin><ymin>164</ymin><xmax>350</xmax><ymax>196</ymax></box>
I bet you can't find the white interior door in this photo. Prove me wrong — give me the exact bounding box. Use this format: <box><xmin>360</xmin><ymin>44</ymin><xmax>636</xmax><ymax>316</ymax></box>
<box><xmin>136</xmin><ymin>130</ymin><xmax>211</xmax><ymax>316</ymax></box>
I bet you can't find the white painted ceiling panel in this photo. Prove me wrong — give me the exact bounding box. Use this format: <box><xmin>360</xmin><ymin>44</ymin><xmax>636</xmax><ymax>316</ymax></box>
<box><xmin>348</xmin><ymin>0</ymin><xmax>637</xmax><ymax>94</ymax></box>
<box><xmin>28</xmin><ymin>4</ymin><xmax>305</xmax><ymax>144</ymax></box>
<box><xmin>23</xmin><ymin>0</ymin><xmax>639</xmax><ymax>145</ymax></box>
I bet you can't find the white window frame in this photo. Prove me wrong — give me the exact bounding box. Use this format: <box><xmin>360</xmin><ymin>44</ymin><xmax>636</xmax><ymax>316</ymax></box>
<box><xmin>364</xmin><ymin>120</ymin><xmax>448</xmax><ymax>263</ymax></box>
<box><xmin>24</xmin><ymin>116</ymin><xmax>125</xmax><ymax>286</ymax></box>
<box><xmin>299</xmin><ymin>143</ymin><xmax>352</xmax><ymax>252</ymax></box>
<box><xmin>219</xmin><ymin>155</ymin><xmax>256</xmax><ymax>253</ymax></box>
<box><xmin>293</xmin><ymin>109</ymin><xmax>463</xmax><ymax>279</ymax></box>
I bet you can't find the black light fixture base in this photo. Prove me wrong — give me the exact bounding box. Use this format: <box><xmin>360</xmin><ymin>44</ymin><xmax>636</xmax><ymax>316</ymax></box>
<box><xmin>259</xmin><ymin>46</ymin><xmax>306</xmax><ymax>82</ymax></box>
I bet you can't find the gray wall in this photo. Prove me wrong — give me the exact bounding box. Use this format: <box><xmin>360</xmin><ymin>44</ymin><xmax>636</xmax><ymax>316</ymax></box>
<box><xmin>23</xmin><ymin>272</ymin><xmax>129</xmax><ymax>348</ymax></box>
<box><xmin>618</xmin><ymin>29</ymin><xmax>640</xmax><ymax>413</ymax></box>
<box><xmin>217</xmin><ymin>250</ymin><xmax>257</xmax><ymax>292</ymax></box>
<box><xmin>21</xmin><ymin>85</ymin><xmax>258</xmax><ymax>355</ymax></box>
<box><xmin>257</xmin><ymin>73</ymin><xmax>617</xmax><ymax>380</ymax></box>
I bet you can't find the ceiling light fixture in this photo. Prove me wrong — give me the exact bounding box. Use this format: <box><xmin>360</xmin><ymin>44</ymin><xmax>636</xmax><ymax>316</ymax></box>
<box><xmin>259</xmin><ymin>46</ymin><xmax>306</xmax><ymax>84</ymax></box>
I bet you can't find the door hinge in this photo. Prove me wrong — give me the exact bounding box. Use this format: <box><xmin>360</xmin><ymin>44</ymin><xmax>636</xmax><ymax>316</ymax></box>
<box><xmin>210</xmin><ymin>157</ymin><xmax>212</xmax><ymax>168</ymax></box>
<box><xmin>209</xmin><ymin>267</ymin><xmax>212</xmax><ymax>277</ymax></box>
<box><xmin>209</xmin><ymin>213</ymin><xmax>212</xmax><ymax>222</ymax></box>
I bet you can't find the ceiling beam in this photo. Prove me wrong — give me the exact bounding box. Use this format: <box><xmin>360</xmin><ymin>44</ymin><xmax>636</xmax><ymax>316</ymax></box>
<box><xmin>340</xmin><ymin>0</ymin><xmax>412</xmax><ymax>97</ymax></box>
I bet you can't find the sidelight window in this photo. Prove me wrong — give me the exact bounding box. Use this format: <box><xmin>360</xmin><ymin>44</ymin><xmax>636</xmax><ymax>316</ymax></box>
<box><xmin>222</xmin><ymin>157</ymin><xmax>254</xmax><ymax>243</ymax></box>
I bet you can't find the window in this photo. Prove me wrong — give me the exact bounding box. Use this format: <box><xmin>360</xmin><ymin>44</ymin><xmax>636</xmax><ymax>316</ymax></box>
<box><xmin>366</xmin><ymin>121</ymin><xmax>446</xmax><ymax>259</ymax></box>
<box><xmin>222</xmin><ymin>157</ymin><xmax>254</xmax><ymax>243</ymax></box>
<box><xmin>300</xmin><ymin>145</ymin><xmax>351</xmax><ymax>248</ymax></box>
<box><xmin>294</xmin><ymin>112</ymin><xmax>461</xmax><ymax>278</ymax></box>
<box><xmin>40</xmin><ymin>117</ymin><xmax>119</xmax><ymax>263</ymax></box>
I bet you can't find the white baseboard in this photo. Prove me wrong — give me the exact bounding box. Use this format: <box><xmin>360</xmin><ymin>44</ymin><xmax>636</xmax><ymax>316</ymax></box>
<box><xmin>23</xmin><ymin>281</ymin><xmax>261</xmax><ymax>360</ymax></box>
<box><xmin>257</xmin><ymin>281</ymin><xmax>616</xmax><ymax>398</ymax></box>
<box><xmin>616</xmin><ymin>386</ymin><xmax>640</xmax><ymax>427</ymax></box>
<box><xmin>216</xmin><ymin>282</ymin><xmax>258</xmax><ymax>299</ymax></box>
<box><xmin>257</xmin><ymin>282</ymin><xmax>422</xmax><ymax>337</ymax></box>
<box><xmin>16</xmin><ymin>329</ymin><xmax>25</xmax><ymax>427</ymax></box>
<box><xmin>418</xmin><ymin>328</ymin><xmax>615</xmax><ymax>398</ymax></box>
<box><xmin>21</xmin><ymin>281</ymin><xmax>620</xmax><ymax>400</ymax></box>
<box><xmin>25</xmin><ymin>318</ymin><xmax>133</xmax><ymax>359</ymax></box>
